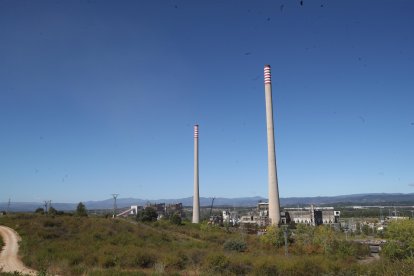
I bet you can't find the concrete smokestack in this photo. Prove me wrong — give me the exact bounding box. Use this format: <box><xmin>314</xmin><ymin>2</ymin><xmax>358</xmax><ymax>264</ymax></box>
<box><xmin>264</xmin><ymin>65</ymin><xmax>281</xmax><ymax>226</ymax></box>
<box><xmin>192</xmin><ymin>124</ymin><xmax>200</xmax><ymax>223</ymax></box>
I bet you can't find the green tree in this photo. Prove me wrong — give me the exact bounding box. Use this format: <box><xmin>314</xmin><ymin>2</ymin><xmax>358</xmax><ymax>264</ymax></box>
<box><xmin>382</xmin><ymin>220</ymin><xmax>414</xmax><ymax>259</ymax></box>
<box><xmin>295</xmin><ymin>224</ymin><xmax>315</xmax><ymax>245</ymax></box>
<box><xmin>35</xmin><ymin>207</ymin><xmax>45</xmax><ymax>214</ymax></box>
<box><xmin>169</xmin><ymin>212</ymin><xmax>182</xmax><ymax>225</ymax></box>
<box><xmin>48</xmin><ymin>206</ymin><xmax>58</xmax><ymax>215</ymax></box>
<box><xmin>361</xmin><ymin>224</ymin><xmax>370</xmax><ymax>236</ymax></box>
<box><xmin>75</xmin><ymin>202</ymin><xmax>88</xmax><ymax>217</ymax></box>
<box><xmin>292</xmin><ymin>224</ymin><xmax>318</xmax><ymax>254</ymax></box>
<box><xmin>313</xmin><ymin>225</ymin><xmax>337</xmax><ymax>254</ymax></box>
<box><xmin>137</xmin><ymin>207</ymin><xmax>158</xmax><ymax>222</ymax></box>
<box><xmin>260</xmin><ymin>225</ymin><xmax>286</xmax><ymax>248</ymax></box>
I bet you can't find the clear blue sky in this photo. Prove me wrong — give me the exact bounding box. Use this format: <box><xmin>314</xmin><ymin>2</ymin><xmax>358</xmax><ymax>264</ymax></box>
<box><xmin>1</xmin><ymin>0</ymin><xmax>413</xmax><ymax>203</ymax></box>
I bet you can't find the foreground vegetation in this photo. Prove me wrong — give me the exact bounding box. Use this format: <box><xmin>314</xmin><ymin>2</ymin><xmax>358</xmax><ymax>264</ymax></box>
<box><xmin>0</xmin><ymin>214</ymin><xmax>414</xmax><ymax>275</ymax></box>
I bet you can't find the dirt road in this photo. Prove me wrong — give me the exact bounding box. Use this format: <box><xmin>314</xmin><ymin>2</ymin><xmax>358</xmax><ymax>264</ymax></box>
<box><xmin>0</xmin><ymin>225</ymin><xmax>37</xmax><ymax>275</ymax></box>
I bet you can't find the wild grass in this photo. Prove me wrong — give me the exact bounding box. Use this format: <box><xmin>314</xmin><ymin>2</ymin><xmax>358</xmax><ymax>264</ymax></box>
<box><xmin>0</xmin><ymin>214</ymin><xmax>410</xmax><ymax>275</ymax></box>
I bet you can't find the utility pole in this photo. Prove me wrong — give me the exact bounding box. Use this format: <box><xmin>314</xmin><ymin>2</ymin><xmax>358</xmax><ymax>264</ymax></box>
<box><xmin>112</xmin><ymin>194</ymin><xmax>119</xmax><ymax>218</ymax></box>
<box><xmin>44</xmin><ymin>200</ymin><xmax>49</xmax><ymax>214</ymax></box>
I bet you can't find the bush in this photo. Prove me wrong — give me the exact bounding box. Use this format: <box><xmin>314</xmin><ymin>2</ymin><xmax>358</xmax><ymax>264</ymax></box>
<box><xmin>169</xmin><ymin>212</ymin><xmax>182</xmax><ymax>225</ymax></box>
<box><xmin>260</xmin><ymin>226</ymin><xmax>286</xmax><ymax>248</ymax></box>
<box><xmin>165</xmin><ymin>252</ymin><xmax>188</xmax><ymax>270</ymax></box>
<box><xmin>205</xmin><ymin>253</ymin><xmax>230</xmax><ymax>273</ymax></box>
<box><xmin>136</xmin><ymin>207</ymin><xmax>158</xmax><ymax>222</ymax></box>
<box><xmin>134</xmin><ymin>251</ymin><xmax>156</xmax><ymax>268</ymax></box>
<box><xmin>35</xmin><ymin>208</ymin><xmax>45</xmax><ymax>214</ymax></box>
<box><xmin>223</xmin><ymin>239</ymin><xmax>247</xmax><ymax>252</ymax></box>
<box><xmin>382</xmin><ymin>240</ymin><xmax>405</xmax><ymax>260</ymax></box>
<box><xmin>382</xmin><ymin>220</ymin><xmax>414</xmax><ymax>259</ymax></box>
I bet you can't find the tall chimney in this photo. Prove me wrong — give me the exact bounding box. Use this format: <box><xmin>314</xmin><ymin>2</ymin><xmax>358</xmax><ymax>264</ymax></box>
<box><xmin>264</xmin><ymin>65</ymin><xmax>281</xmax><ymax>226</ymax></box>
<box><xmin>192</xmin><ymin>124</ymin><xmax>200</xmax><ymax>223</ymax></box>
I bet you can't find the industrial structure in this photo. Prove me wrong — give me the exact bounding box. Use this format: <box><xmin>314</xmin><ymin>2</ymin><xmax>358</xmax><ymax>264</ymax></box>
<box><xmin>116</xmin><ymin>203</ymin><xmax>184</xmax><ymax>219</ymax></box>
<box><xmin>238</xmin><ymin>203</ymin><xmax>341</xmax><ymax>227</ymax></box>
<box><xmin>284</xmin><ymin>206</ymin><xmax>341</xmax><ymax>225</ymax></box>
<box><xmin>264</xmin><ymin>65</ymin><xmax>281</xmax><ymax>226</ymax></box>
<box><xmin>192</xmin><ymin>124</ymin><xmax>200</xmax><ymax>223</ymax></box>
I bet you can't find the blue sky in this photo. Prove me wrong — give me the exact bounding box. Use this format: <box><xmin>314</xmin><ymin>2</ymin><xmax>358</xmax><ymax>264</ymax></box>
<box><xmin>1</xmin><ymin>0</ymin><xmax>413</xmax><ymax>203</ymax></box>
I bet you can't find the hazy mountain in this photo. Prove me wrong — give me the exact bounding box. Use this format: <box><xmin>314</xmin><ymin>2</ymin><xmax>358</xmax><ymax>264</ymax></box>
<box><xmin>2</xmin><ymin>193</ymin><xmax>414</xmax><ymax>212</ymax></box>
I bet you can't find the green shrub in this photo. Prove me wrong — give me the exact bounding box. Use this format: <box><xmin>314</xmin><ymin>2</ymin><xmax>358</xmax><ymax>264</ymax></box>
<box><xmin>134</xmin><ymin>251</ymin><xmax>156</xmax><ymax>268</ymax></box>
<box><xmin>136</xmin><ymin>207</ymin><xmax>158</xmax><ymax>222</ymax></box>
<box><xmin>35</xmin><ymin>207</ymin><xmax>45</xmax><ymax>214</ymax></box>
<box><xmin>382</xmin><ymin>220</ymin><xmax>414</xmax><ymax>259</ymax></box>
<box><xmin>260</xmin><ymin>226</ymin><xmax>286</xmax><ymax>248</ymax></box>
<box><xmin>205</xmin><ymin>253</ymin><xmax>230</xmax><ymax>273</ymax></box>
<box><xmin>223</xmin><ymin>239</ymin><xmax>247</xmax><ymax>252</ymax></box>
<box><xmin>164</xmin><ymin>251</ymin><xmax>188</xmax><ymax>270</ymax></box>
<box><xmin>169</xmin><ymin>212</ymin><xmax>182</xmax><ymax>225</ymax></box>
<box><xmin>382</xmin><ymin>240</ymin><xmax>405</xmax><ymax>260</ymax></box>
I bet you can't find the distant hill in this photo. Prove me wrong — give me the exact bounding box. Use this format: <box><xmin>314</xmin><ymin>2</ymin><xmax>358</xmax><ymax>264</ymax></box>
<box><xmin>1</xmin><ymin>193</ymin><xmax>414</xmax><ymax>212</ymax></box>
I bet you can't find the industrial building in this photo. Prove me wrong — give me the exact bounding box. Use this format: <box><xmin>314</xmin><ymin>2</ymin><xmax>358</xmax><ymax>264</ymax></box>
<box><xmin>285</xmin><ymin>206</ymin><xmax>340</xmax><ymax>225</ymax></box>
<box><xmin>238</xmin><ymin>202</ymin><xmax>340</xmax><ymax>227</ymax></box>
<box><xmin>146</xmin><ymin>203</ymin><xmax>185</xmax><ymax>219</ymax></box>
<box><xmin>116</xmin><ymin>203</ymin><xmax>184</xmax><ymax>219</ymax></box>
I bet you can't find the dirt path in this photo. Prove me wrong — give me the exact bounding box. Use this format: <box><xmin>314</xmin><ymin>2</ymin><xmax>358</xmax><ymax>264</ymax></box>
<box><xmin>0</xmin><ymin>225</ymin><xmax>37</xmax><ymax>275</ymax></box>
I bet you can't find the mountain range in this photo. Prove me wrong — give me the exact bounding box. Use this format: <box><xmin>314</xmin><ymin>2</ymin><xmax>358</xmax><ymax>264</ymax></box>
<box><xmin>1</xmin><ymin>193</ymin><xmax>414</xmax><ymax>212</ymax></box>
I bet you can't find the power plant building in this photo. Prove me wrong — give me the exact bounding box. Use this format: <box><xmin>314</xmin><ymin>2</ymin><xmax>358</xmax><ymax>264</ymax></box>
<box><xmin>239</xmin><ymin>203</ymin><xmax>340</xmax><ymax>227</ymax></box>
<box><xmin>285</xmin><ymin>207</ymin><xmax>341</xmax><ymax>225</ymax></box>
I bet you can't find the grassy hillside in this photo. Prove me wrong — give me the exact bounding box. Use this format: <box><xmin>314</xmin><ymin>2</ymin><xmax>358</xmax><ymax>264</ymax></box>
<box><xmin>0</xmin><ymin>214</ymin><xmax>413</xmax><ymax>275</ymax></box>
